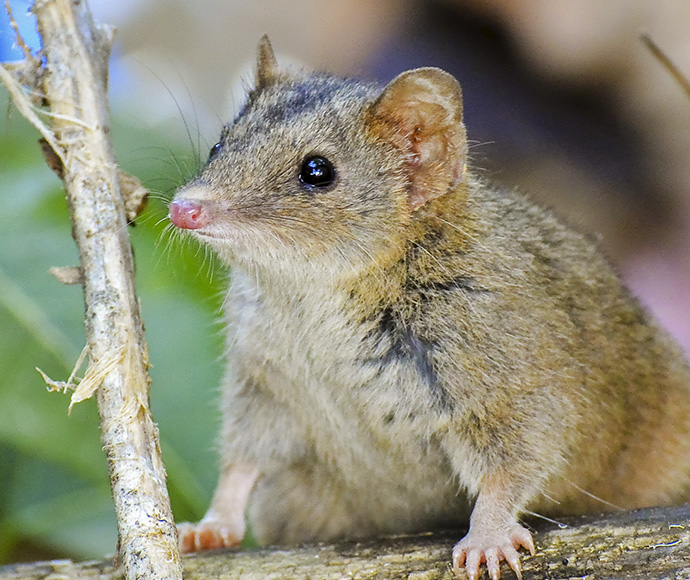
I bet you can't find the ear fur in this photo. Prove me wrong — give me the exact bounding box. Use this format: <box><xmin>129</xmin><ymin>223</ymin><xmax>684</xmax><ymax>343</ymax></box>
<box><xmin>369</xmin><ymin>68</ymin><xmax>467</xmax><ymax>210</ymax></box>
<box><xmin>256</xmin><ymin>34</ymin><xmax>279</xmax><ymax>89</ymax></box>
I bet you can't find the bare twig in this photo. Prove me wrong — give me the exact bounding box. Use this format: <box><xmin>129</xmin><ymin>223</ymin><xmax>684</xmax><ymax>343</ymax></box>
<box><xmin>0</xmin><ymin>1</ymin><xmax>182</xmax><ymax>579</ymax></box>
<box><xmin>641</xmin><ymin>33</ymin><xmax>690</xmax><ymax>100</ymax></box>
<box><xmin>4</xmin><ymin>0</ymin><xmax>35</xmax><ymax>63</ymax></box>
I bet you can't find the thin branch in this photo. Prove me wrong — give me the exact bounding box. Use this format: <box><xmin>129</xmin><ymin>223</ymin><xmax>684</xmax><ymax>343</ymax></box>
<box><xmin>4</xmin><ymin>0</ymin><xmax>38</xmax><ymax>64</ymax></box>
<box><xmin>0</xmin><ymin>1</ymin><xmax>182</xmax><ymax>579</ymax></box>
<box><xmin>641</xmin><ymin>33</ymin><xmax>690</xmax><ymax>99</ymax></box>
<box><xmin>0</xmin><ymin>65</ymin><xmax>65</xmax><ymax>164</ymax></box>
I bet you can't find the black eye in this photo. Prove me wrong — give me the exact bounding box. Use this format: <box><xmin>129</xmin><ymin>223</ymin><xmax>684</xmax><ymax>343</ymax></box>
<box><xmin>208</xmin><ymin>142</ymin><xmax>222</xmax><ymax>161</ymax></box>
<box><xmin>299</xmin><ymin>155</ymin><xmax>335</xmax><ymax>188</ymax></box>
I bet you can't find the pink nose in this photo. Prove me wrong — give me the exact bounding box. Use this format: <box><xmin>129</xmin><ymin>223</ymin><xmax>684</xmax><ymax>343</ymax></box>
<box><xmin>169</xmin><ymin>199</ymin><xmax>211</xmax><ymax>230</ymax></box>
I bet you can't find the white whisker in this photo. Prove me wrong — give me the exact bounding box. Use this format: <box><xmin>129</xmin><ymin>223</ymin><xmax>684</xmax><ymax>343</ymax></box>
<box><xmin>521</xmin><ymin>510</ymin><xmax>568</xmax><ymax>529</ymax></box>
<box><xmin>567</xmin><ymin>481</ymin><xmax>625</xmax><ymax>511</ymax></box>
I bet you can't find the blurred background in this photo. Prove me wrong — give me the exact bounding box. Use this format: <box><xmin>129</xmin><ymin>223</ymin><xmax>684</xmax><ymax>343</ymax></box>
<box><xmin>1</xmin><ymin>0</ymin><xmax>689</xmax><ymax>566</ymax></box>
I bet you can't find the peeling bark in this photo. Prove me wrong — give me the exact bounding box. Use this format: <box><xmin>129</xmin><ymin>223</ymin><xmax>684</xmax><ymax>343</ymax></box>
<box><xmin>0</xmin><ymin>1</ymin><xmax>181</xmax><ymax>579</ymax></box>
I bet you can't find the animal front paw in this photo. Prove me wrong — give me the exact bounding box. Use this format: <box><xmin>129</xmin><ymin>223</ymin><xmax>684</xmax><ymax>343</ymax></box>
<box><xmin>177</xmin><ymin>520</ymin><xmax>243</xmax><ymax>553</ymax></box>
<box><xmin>452</xmin><ymin>524</ymin><xmax>535</xmax><ymax>580</ymax></box>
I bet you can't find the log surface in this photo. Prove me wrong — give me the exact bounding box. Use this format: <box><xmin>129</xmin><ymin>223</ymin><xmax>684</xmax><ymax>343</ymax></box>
<box><xmin>2</xmin><ymin>505</ymin><xmax>690</xmax><ymax>580</ymax></box>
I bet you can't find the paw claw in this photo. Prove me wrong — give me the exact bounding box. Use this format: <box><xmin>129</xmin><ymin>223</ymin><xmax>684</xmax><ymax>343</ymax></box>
<box><xmin>177</xmin><ymin>520</ymin><xmax>243</xmax><ymax>553</ymax></box>
<box><xmin>485</xmin><ymin>548</ymin><xmax>501</xmax><ymax>580</ymax></box>
<box><xmin>516</xmin><ymin>528</ymin><xmax>536</xmax><ymax>556</ymax></box>
<box><xmin>469</xmin><ymin>551</ymin><xmax>483</xmax><ymax>580</ymax></box>
<box><xmin>502</xmin><ymin>545</ymin><xmax>522</xmax><ymax>578</ymax></box>
<box><xmin>452</xmin><ymin>524</ymin><xmax>534</xmax><ymax>579</ymax></box>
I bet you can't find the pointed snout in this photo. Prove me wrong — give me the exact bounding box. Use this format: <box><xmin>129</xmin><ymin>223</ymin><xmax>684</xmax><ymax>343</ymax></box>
<box><xmin>169</xmin><ymin>198</ymin><xmax>212</xmax><ymax>230</ymax></box>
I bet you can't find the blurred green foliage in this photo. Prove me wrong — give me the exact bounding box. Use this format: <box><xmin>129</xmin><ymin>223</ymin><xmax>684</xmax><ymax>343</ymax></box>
<box><xmin>0</xmin><ymin>90</ymin><xmax>227</xmax><ymax>564</ymax></box>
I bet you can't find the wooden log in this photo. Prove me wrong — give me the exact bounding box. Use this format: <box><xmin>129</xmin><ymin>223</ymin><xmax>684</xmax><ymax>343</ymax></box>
<box><xmin>2</xmin><ymin>504</ymin><xmax>689</xmax><ymax>580</ymax></box>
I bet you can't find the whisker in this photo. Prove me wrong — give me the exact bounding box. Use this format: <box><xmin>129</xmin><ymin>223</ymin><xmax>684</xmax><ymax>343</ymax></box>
<box><xmin>567</xmin><ymin>481</ymin><xmax>625</xmax><ymax>511</ymax></box>
<box><xmin>521</xmin><ymin>510</ymin><xmax>569</xmax><ymax>529</ymax></box>
<box><xmin>154</xmin><ymin>213</ymin><xmax>172</xmax><ymax>228</ymax></box>
<box><xmin>174</xmin><ymin>66</ymin><xmax>204</xmax><ymax>168</ymax></box>
<box><xmin>467</xmin><ymin>140</ymin><xmax>494</xmax><ymax>151</ymax></box>
<box><xmin>136</xmin><ymin>60</ymin><xmax>201</xmax><ymax>166</ymax></box>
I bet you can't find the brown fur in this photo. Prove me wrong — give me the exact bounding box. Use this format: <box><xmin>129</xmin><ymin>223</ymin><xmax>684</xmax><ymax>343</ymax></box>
<box><xmin>171</xmin><ymin>38</ymin><xmax>690</xmax><ymax>579</ymax></box>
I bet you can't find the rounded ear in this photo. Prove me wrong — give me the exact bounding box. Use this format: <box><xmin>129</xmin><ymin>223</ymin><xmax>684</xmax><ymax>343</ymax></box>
<box><xmin>369</xmin><ymin>68</ymin><xmax>467</xmax><ymax>210</ymax></box>
<box><xmin>256</xmin><ymin>34</ymin><xmax>279</xmax><ymax>89</ymax></box>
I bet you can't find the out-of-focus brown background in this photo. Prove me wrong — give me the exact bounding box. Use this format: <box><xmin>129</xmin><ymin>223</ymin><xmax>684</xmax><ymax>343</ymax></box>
<box><xmin>1</xmin><ymin>0</ymin><xmax>688</xmax><ymax>566</ymax></box>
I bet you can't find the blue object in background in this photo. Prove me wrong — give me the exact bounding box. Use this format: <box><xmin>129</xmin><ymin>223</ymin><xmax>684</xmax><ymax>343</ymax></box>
<box><xmin>0</xmin><ymin>0</ymin><xmax>40</xmax><ymax>61</ymax></box>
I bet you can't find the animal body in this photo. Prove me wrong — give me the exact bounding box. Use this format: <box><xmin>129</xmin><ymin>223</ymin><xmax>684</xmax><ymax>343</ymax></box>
<box><xmin>169</xmin><ymin>37</ymin><xmax>690</xmax><ymax>579</ymax></box>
